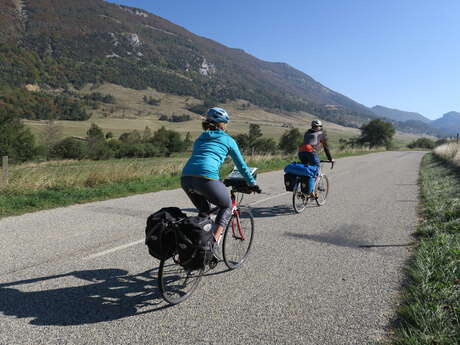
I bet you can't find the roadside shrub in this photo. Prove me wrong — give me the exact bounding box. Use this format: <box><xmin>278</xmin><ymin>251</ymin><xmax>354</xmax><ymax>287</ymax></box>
<box><xmin>117</xmin><ymin>143</ymin><xmax>146</xmax><ymax>158</ymax></box>
<box><xmin>358</xmin><ymin>119</ymin><xmax>395</xmax><ymax>149</ymax></box>
<box><xmin>408</xmin><ymin>138</ymin><xmax>435</xmax><ymax>149</ymax></box>
<box><xmin>279</xmin><ymin>128</ymin><xmax>302</xmax><ymax>154</ymax></box>
<box><xmin>0</xmin><ymin>107</ymin><xmax>38</xmax><ymax>163</ymax></box>
<box><xmin>87</xmin><ymin>142</ymin><xmax>114</xmax><ymax>160</ymax></box>
<box><xmin>50</xmin><ymin>137</ymin><xmax>87</xmax><ymax>159</ymax></box>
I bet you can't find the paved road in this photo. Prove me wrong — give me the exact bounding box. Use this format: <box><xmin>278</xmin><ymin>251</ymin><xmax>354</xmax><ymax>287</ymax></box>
<box><xmin>0</xmin><ymin>151</ymin><xmax>424</xmax><ymax>345</ymax></box>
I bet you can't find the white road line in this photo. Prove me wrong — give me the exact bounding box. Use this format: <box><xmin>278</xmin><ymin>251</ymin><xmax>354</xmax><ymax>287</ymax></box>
<box><xmin>248</xmin><ymin>192</ymin><xmax>290</xmax><ymax>206</ymax></box>
<box><xmin>85</xmin><ymin>192</ymin><xmax>289</xmax><ymax>259</ymax></box>
<box><xmin>85</xmin><ymin>239</ymin><xmax>144</xmax><ymax>260</ymax></box>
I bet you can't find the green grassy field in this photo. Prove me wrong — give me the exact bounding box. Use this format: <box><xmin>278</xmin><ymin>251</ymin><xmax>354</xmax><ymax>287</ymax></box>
<box><xmin>0</xmin><ymin>149</ymin><xmax>384</xmax><ymax>218</ymax></box>
<box><xmin>392</xmin><ymin>153</ymin><xmax>459</xmax><ymax>345</ymax></box>
<box><xmin>23</xmin><ymin>83</ymin><xmax>420</xmax><ymax>148</ymax></box>
<box><xmin>0</xmin><ymin>155</ymin><xmax>287</xmax><ymax>218</ymax></box>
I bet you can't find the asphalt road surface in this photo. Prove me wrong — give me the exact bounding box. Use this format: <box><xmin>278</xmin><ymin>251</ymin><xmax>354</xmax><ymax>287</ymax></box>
<box><xmin>0</xmin><ymin>151</ymin><xmax>425</xmax><ymax>345</ymax></box>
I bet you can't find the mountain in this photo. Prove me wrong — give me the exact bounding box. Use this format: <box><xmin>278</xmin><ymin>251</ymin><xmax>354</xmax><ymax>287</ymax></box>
<box><xmin>0</xmin><ymin>0</ymin><xmax>376</xmax><ymax>127</ymax></box>
<box><xmin>371</xmin><ymin>105</ymin><xmax>431</xmax><ymax>123</ymax></box>
<box><xmin>431</xmin><ymin>112</ymin><xmax>460</xmax><ymax>136</ymax></box>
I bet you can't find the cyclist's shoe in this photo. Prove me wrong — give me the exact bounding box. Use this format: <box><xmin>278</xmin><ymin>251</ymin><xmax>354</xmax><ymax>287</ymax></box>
<box><xmin>208</xmin><ymin>255</ymin><xmax>219</xmax><ymax>269</ymax></box>
<box><xmin>211</xmin><ymin>239</ymin><xmax>218</xmax><ymax>253</ymax></box>
<box><xmin>308</xmin><ymin>192</ymin><xmax>318</xmax><ymax>199</ymax></box>
<box><xmin>207</xmin><ymin>239</ymin><xmax>221</xmax><ymax>269</ymax></box>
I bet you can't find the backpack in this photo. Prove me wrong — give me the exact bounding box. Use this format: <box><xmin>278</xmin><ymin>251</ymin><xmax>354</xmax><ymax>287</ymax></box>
<box><xmin>145</xmin><ymin>207</ymin><xmax>187</xmax><ymax>260</ymax></box>
<box><xmin>176</xmin><ymin>216</ymin><xmax>214</xmax><ymax>271</ymax></box>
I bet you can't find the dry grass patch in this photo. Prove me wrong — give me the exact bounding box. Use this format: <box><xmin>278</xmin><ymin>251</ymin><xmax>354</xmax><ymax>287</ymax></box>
<box><xmin>434</xmin><ymin>143</ymin><xmax>460</xmax><ymax>165</ymax></box>
<box><xmin>2</xmin><ymin>157</ymin><xmax>188</xmax><ymax>193</ymax></box>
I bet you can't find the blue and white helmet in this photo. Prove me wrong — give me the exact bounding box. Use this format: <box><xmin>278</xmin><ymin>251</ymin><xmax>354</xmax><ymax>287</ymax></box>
<box><xmin>206</xmin><ymin>107</ymin><xmax>230</xmax><ymax>123</ymax></box>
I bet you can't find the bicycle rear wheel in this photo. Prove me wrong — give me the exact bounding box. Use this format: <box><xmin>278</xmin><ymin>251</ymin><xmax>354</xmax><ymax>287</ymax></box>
<box><xmin>292</xmin><ymin>182</ymin><xmax>308</xmax><ymax>213</ymax></box>
<box><xmin>222</xmin><ymin>207</ymin><xmax>254</xmax><ymax>269</ymax></box>
<box><xmin>158</xmin><ymin>254</ymin><xmax>204</xmax><ymax>305</ymax></box>
<box><xmin>315</xmin><ymin>174</ymin><xmax>329</xmax><ymax>206</ymax></box>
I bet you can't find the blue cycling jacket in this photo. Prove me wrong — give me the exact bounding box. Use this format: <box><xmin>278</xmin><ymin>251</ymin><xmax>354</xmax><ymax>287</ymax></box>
<box><xmin>182</xmin><ymin>130</ymin><xmax>256</xmax><ymax>185</ymax></box>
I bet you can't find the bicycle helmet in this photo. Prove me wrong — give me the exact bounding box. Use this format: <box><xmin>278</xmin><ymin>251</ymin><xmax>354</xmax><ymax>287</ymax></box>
<box><xmin>311</xmin><ymin>119</ymin><xmax>322</xmax><ymax>127</ymax></box>
<box><xmin>206</xmin><ymin>107</ymin><xmax>230</xmax><ymax>123</ymax></box>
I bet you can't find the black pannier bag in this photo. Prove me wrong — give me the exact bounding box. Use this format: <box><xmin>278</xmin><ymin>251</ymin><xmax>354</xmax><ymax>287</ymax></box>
<box><xmin>300</xmin><ymin>176</ymin><xmax>310</xmax><ymax>193</ymax></box>
<box><xmin>284</xmin><ymin>173</ymin><xmax>297</xmax><ymax>192</ymax></box>
<box><xmin>145</xmin><ymin>207</ymin><xmax>187</xmax><ymax>260</ymax></box>
<box><xmin>176</xmin><ymin>216</ymin><xmax>214</xmax><ymax>271</ymax></box>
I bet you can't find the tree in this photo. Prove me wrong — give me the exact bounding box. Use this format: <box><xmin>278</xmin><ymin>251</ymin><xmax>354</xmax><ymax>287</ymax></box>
<box><xmin>150</xmin><ymin>126</ymin><xmax>186</xmax><ymax>156</ymax></box>
<box><xmin>142</xmin><ymin>126</ymin><xmax>153</xmax><ymax>141</ymax></box>
<box><xmin>87</xmin><ymin>123</ymin><xmax>105</xmax><ymax>142</ymax></box>
<box><xmin>253</xmin><ymin>137</ymin><xmax>277</xmax><ymax>154</ymax></box>
<box><xmin>234</xmin><ymin>134</ymin><xmax>249</xmax><ymax>152</ymax></box>
<box><xmin>278</xmin><ymin>128</ymin><xmax>302</xmax><ymax>154</ymax></box>
<box><xmin>50</xmin><ymin>137</ymin><xmax>87</xmax><ymax>159</ymax></box>
<box><xmin>0</xmin><ymin>107</ymin><xmax>37</xmax><ymax>162</ymax></box>
<box><xmin>86</xmin><ymin>123</ymin><xmax>113</xmax><ymax>160</ymax></box>
<box><xmin>247</xmin><ymin>123</ymin><xmax>263</xmax><ymax>154</ymax></box>
<box><xmin>358</xmin><ymin>119</ymin><xmax>395</xmax><ymax>149</ymax></box>
<box><xmin>407</xmin><ymin>137</ymin><xmax>435</xmax><ymax>149</ymax></box>
<box><xmin>41</xmin><ymin>119</ymin><xmax>63</xmax><ymax>156</ymax></box>
<box><xmin>248</xmin><ymin>124</ymin><xmax>263</xmax><ymax>143</ymax></box>
<box><xmin>184</xmin><ymin>132</ymin><xmax>193</xmax><ymax>150</ymax></box>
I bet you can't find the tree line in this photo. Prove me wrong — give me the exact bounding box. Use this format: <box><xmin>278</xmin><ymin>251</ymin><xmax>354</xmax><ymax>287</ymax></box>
<box><xmin>49</xmin><ymin>124</ymin><xmax>193</xmax><ymax>161</ymax></box>
<box><xmin>0</xmin><ymin>106</ymin><xmax>194</xmax><ymax>163</ymax></box>
<box><xmin>2</xmin><ymin>112</ymin><xmax>444</xmax><ymax>165</ymax></box>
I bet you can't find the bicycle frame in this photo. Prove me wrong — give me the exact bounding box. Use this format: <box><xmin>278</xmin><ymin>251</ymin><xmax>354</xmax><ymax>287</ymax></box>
<box><xmin>206</xmin><ymin>188</ymin><xmax>246</xmax><ymax>240</ymax></box>
<box><xmin>229</xmin><ymin>189</ymin><xmax>245</xmax><ymax>241</ymax></box>
<box><xmin>291</xmin><ymin>160</ymin><xmax>333</xmax><ymax>196</ymax></box>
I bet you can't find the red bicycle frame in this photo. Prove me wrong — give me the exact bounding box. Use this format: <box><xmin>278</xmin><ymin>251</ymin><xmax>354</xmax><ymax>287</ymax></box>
<box><xmin>230</xmin><ymin>190</ymin><xmax>245</xmax><ymax>241</ymax></box>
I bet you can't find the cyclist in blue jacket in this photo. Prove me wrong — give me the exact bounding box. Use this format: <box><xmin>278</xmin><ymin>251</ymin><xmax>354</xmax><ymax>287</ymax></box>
<box><xmin>181</xmin><ymin>107</ymin><xmax>261</xmax><ymax>244</ymax></box>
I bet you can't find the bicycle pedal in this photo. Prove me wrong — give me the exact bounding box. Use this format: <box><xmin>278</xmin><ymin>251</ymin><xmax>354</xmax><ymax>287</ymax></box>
<box><xmin>208</xmin><ymin>256</ymin><xmax>219</xmax><ymax>269</ymax></box>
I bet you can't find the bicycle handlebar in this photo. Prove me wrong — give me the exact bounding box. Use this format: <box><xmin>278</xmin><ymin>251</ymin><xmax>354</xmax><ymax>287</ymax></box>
<box><xmin>320</xmin><ymin>160</ymin><xmax>335</xmax><ymax>169</ymax></box>
<box><xmin>232</xmin><ymin>185</ymin><xmax>262</xmax><ymax>194</ymax></box>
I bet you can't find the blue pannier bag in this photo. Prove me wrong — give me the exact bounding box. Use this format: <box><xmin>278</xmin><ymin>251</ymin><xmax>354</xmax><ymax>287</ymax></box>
<box><xmin>284</xmin><ymin>162</ymin><xmax>318</xmax><ymax>177</ymax></box>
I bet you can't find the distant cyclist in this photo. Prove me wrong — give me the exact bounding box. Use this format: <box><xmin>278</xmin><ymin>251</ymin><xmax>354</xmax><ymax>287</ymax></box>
<box><xmin>181</xmin><ymin>107</ymin><xmax>261</xmax><ymax>245</ymax></box>
<box><xmin>298</xmin><ymin>119</ymin><xmax>334</xmax><ymax>197</ymax></box>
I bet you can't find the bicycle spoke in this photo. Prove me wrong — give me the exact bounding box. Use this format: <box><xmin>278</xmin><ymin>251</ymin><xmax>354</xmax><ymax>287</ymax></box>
<box><xmin>158</xmin><ymin>255</ymin><xmax>203</xmax><ymax>304</ymax></box>
<box><xmin>223</xmin><ymin>208</ymin><xmax>254</xmax><ymax>269</ymax></box>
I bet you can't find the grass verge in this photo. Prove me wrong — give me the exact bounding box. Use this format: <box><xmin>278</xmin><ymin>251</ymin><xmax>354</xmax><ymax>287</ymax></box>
<box><xmin>392</xmin><ymin>153</ymin><xmax>460</xmax><ymax>345</ymax></box>
<box><xmin>0</xmin><ymin>149</ymin><xmax>381</xmax><ymax>218</ymax></box>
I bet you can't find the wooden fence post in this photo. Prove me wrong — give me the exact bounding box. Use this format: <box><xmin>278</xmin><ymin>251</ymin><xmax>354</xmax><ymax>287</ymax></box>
<box><xmin>2</xmin><ymin>156</ymin><xmax>8</xmax><ymax>185</ymax></box>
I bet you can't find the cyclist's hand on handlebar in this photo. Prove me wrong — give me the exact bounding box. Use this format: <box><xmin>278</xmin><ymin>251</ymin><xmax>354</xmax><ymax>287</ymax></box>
<box><xmin>330</xmin><ymin>159</ymin><xmax>335</xmax><ymax>169</ymax></box>
<box><xmin>249</xmin><ymin>184</ymin><xmax>262</xmax><ymax>194</ymax></box>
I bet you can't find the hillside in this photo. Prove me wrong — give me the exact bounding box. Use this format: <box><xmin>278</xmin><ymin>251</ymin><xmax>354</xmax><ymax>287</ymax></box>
<box><xmin>371</xmin><ymin>105</ymin><xmax>430</xmax><ymax>123</ymax></box>
<box><xmin>431</xmin><ymin>112</ymin><xmax>460</xmax><ymax>136</ymax></box>
<box><xmin>0</xmin><ymin>0</ymin><xmax>376</xmax><ymax>128</ymax></box>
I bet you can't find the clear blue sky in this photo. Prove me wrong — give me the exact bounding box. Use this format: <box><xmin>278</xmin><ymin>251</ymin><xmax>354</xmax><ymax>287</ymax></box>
<box><xmin>107</xmin><ymin>0</ymin><xmax>459</xmax><ymax>120</ymax></box>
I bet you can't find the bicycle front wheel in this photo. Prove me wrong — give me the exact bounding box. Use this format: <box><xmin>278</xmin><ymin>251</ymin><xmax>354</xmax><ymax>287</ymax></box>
<box><xmin>315</xmin><ymin>174</ymin><xmax>329</xmax><ymax>206</ymax></box>
<box><xmin>158</xmin><ymin>254</ymin><xmax>204</xmax><ymax>305</ymax></box>
<box><xmin>235</xmin><ymin>192</ymin><xmax>244</xmax><ymax>205</ymax></box>
<box><xmin>292</xmin><ymin>182</ymin><xmax>307</xmax><ymax>213</ymax></box>
<box><xmin>222</xmin><ymin>207</ymin><xmax>254</xmax><ymax>269</ymax></box>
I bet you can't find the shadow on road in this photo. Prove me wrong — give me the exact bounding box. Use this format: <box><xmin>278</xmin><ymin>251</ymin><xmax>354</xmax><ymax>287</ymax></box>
<box><xmin>284</xmin><ymin>224</ymin><xmax>415</xmax><ymax>250</ymax></box>
<box><xmin>182</xmin><ymin>205</ymin><xmax>297</xmax><ymax>218</ymax></box>
<box><xmin>251</xmin><ymin>205</ymin><xmax>295</xmax><ymax>218</ymax></box>
<box><xmin>285</xmin><ymin>230</ymin><xmax>371</xmax><ymax>248</ymax></box>
<box><xmin>0</xmin><ymin>268</ymin><xmax>170</xmax><ymax>326</ymax></box>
